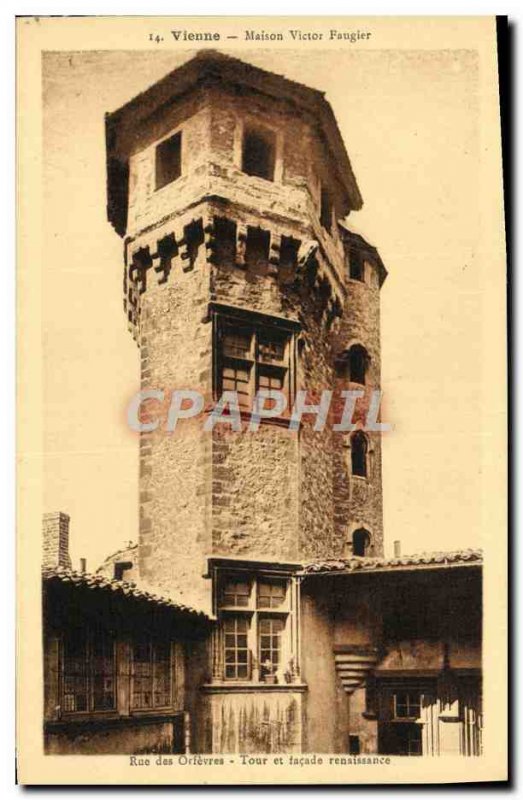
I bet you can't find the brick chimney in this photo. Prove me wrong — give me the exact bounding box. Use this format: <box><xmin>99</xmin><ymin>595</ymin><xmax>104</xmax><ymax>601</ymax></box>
<box><xmin>43</xmin><ymin>512</ymin><xmax>72</xmax><ymax>569</ymax></box>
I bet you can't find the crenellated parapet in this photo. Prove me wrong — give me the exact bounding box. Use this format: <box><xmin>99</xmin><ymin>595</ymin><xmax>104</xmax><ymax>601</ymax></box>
<box><xmin>124</xmin><ymin>202</ymin><xmax>346</xmax><ymax>342</ymax></box>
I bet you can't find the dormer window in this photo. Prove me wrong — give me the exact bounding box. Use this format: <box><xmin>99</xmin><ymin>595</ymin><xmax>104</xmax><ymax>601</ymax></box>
<box><xmin>242</xmin><ymin>126</ymin><xmax>276</xmax><ymax>181</ymax></box>
<box><xmin>155</xmin><ymin>131</ymin><xmax>182</xmax><ymax>190</ymax></box>
<box><xmin>320</xmin><ymin>187</ymin><xmax>332</xmax><ymax>232</ymax></box>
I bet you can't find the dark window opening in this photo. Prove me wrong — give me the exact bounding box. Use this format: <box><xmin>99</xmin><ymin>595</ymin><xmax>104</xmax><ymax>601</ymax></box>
<box><xmin>352</xmin><ymin>528</ymin><xmax>371</xmax><ymax>557</ymax></box>
<box><xmin>114</xmin><ymin>561</ymin><xmax>133</xmax><ymax>581</ymax></box>
<box><xmin>155</xmin><ymin>132</ymin><xmax>182</xmax><ymax>190</ymax></box>
<box><xmin>379</xmin><ymin>722</ymin><xmax>422</xmax><ymax>756</ymax></box>
<box><xmin>351</xmin><ymin>431</ymin><xmax>368</xmax><ymax>478</ymax></box>
<box><xmin>242</xmin><ymin>127</ymin><xmax>276</xmax><ymax>181</ymax></box>
<box><xmin>213</xmin><ymin>217</ymin><xmax>237</xmax><ymax>267</ymax></box>
<box><xmin>320</xmin><ymin>187</ymin><xmax>332</xmax><ymax>232</ymax></box>
<box><xmin>245</xmin><ymin>227</ymin><xmax>270</xmax><ymax>271</ymax></box>
<box><xmin>349</xmin><ymin>735</ymin><xmax>361</xmax><ymax>755</ymax></box>
<box><xmin>348</xmin><ymin>344</ymin><xmax>369</xmax><ymax>385</ymax></box>
<box><xmin>350</xmin><ymin>251</ymin><xmax>364</xmax><ymax>281</ymax></box>
<box><xmin>279</xmin><ymin>236</ymin><xmax>300</xmax><ymax>270</ymax></box>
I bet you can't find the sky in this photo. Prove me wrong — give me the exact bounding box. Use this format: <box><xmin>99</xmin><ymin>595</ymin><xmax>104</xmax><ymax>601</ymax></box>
<box><xmin>42</xmin><ymin>46</ymin><xmax>486</xmax><ymax>570</ymax></box>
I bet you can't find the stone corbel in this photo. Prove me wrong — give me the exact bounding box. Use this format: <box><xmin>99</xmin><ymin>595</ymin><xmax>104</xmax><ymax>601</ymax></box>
<box><xmin>268</xmin><ymin>232</ymin><xmax>281</xmax><ymax>277</ymax></box>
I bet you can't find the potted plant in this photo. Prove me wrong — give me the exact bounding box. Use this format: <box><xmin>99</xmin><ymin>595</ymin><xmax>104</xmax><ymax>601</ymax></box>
<box><xmin>261</xmin><ymin>659</ymin><xmax>277</xmax><ymax>684</ymax></box>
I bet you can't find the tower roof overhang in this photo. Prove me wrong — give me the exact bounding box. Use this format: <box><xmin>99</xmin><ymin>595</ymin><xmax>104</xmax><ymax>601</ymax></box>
<box><xmin>338</xmin><ymin>222</ymin><xmax>388</xmax><ymax>287</ymax></box>
<box><xmin>105</xmin><ymin>50</ymin><xmax>363</xmax><ymax>236</ymax></box>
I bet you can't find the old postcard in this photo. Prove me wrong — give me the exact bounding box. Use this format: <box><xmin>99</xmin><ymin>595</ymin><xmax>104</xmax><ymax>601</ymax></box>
<box><xmin>17</xmin><ymin>15</ymin><xmax>507</xmax><ymax>784</ymax></box>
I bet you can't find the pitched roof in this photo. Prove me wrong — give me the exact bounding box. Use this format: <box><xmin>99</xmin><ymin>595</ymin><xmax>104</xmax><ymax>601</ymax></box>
<box><xmin>43</xmin><ymin>566</ymin><xmax>210</xmax><ymax>622</ymax></box>
<box><xmin>300</xmin><ymin>549</ymin><xmax>482</xmax><ymax>576</ymax></box>
<box><xmin>337</xmin><ymin>222</ymin><xmax>388</xmax><ymax>286</ymax></box>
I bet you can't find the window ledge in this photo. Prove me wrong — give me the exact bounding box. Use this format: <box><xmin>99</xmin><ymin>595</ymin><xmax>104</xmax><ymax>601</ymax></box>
<box><xmin>201</xmin><ymin>682</ymin><xmax>308</xmax><ymax>694</ymax></box>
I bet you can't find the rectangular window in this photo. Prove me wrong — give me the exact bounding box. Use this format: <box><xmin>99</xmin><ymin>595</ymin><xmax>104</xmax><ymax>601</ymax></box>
<box><xmin>394</xmin><ymin>691</ymin><xmax>421</xmax><ymax>720</ymax></box>
<box><xmin>218</xmin><ymin>575</ymin><xmax>290</xmax><ymax>683</ymax></box>
<box><xmin>257</xmin><ymin>580</ymin><xmax>286</xmax><ymax>609</ymax></box>
<box><xmin>155</xmin><ymin>131</ymin><xmax>182</xmax><ymax>190</ymax></box>
<box><xmin>222</xmin><ymin>578</ymin><xmax>251</xmax><ymax>608</ymax></box>
<box><xmin>242</xmin><ymin>127</ymin><xmax>276</xmax><ymax>181</ymax></box>
<box><xmin>131</xmin><ymin>641</ymin><xmax>172</xmax><ymax>710</ymax></box>
<box><xmin>224</xmin><ymin>616</ymin><xmax>250</xmax><ymax>680</ymax></box>
<box><xmin>258</xmin><ymin>617</ymin><xmax>284</xmax><ymax>678</ymax></box>
<box><xmin>62</xmin><ymin>628</ymin><xmax>116</xmax><ymax>713</ymax></box>
<box><xmin>217</xmin><ymin>318</ymin><xmax>293</xmax><ymax>414</ymax></box>
<box><xmin>349</xmin><ymin>251</ymin><xmax>364</xmax><ymax>281</ymax></box>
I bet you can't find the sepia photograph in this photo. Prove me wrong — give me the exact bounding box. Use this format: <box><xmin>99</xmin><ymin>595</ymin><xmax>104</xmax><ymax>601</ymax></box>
<box><xmin>16</xmin><ymin>15</ymin><xmax>507</xmax><ymax>784</ymax></box>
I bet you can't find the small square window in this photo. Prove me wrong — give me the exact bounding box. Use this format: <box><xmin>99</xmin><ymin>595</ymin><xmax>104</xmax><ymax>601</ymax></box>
<box><xmin>349</xmin><ymin>251</ymin><xmax>364</xmax><ymax>282</ymax></box>
<box><xmin>155</xmin><ymin>132</ymin><xmax>182</xmax><ymax>190</ymax></box>
<box><xmin>394</xmin><ymin>691</ymin><xmax>421</xmax><ymax>719</ymax></box>
<box><xmin>242</xmin><ymin>127</ymin><xmax>276</xmax><ymax>181</ymax></box>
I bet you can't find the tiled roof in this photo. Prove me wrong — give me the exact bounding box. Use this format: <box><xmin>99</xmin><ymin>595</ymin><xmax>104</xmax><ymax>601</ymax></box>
<box><xmin>43</xmin><ymin>566</ymin><xmax>210</xmax><ymax>621</ymax></box>
<box><xmin>300</xmin><ymin>549</ymin><xmax>483</xmax><ymax>576</ymax></box>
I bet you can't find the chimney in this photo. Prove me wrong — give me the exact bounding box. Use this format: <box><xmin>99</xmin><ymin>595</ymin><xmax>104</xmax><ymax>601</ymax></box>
<box><xmin>393</xmin><ymin>540</ymin><xmax>401</xmax><ymax>558</ymax></box>
<box><xmin>80</xmin><ymin>558</ymin><xmax>87</xmax><ymax>573</ymax></box>
<box><xmin>43</xmin><ymin>512</ymin><xmax>72</xmax><ymax>570</ymax></box>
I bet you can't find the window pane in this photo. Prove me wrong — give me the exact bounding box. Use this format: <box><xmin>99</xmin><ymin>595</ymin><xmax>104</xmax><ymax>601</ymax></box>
<box><xmin>258</xmin><ymin>334</ymin><xmax>286</xmax><ymax>363</ymax></box>
<box><xmin>258</xmin><ymin>617</ymin><xmax>284</xmax><ymax>677</ymax></box>
<box><xmin>92</xmin><ymin>633</ymin><xmax>116</xmax><ymax>711</ymax></box>
<box><xmin>62</xmin><ymin>630</ymin><xmax>88</xmax><ymax>712</ymax></box>
<box><xmin>221</xmin><ymin>362</ymin><xmax>252</xmax><ymax>408</ymax></box>
<box><xmin>222</xmin><ymin>579</ymin><xmax>251</xmax><ymax>607</ymax></box>
<box><xmin>132</xmin><ymin>641</ymin><xmax>153</xmax><ymax>709</ymax></box>
<box><xmin>394</xmin><ymin>692</ymin><xmax>421</xmax><ymax>719</ymax></box>
<box><xmin>223</xmin><ymin>330</ymin><xmax>252</xmax><ymax>359</ymax></box>
<box><xmin>257</xmin><ymin>580</ymin><xmax>286</xmax><ymax>609</ymax></box>
<box><xmin>223</xmin><ymin>616</ymin><xmax>250</xmax><ymax>680</ymax></box>
<box><xmin>242</xmin><ymin>129</ymin><xmax>275</xmax><ymax>181</ymax></box>
<box><xmin>153</xmin><ymin>643</ymin><xmax>171</xmax><ymax>707</ymax></box>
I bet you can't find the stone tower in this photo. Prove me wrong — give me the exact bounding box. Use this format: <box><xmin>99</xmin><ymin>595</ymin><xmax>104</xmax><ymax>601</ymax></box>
<box><xmin>106</xmin><ymin>51</ymin><xmax>387</xmax><ymax>610</ymax></box>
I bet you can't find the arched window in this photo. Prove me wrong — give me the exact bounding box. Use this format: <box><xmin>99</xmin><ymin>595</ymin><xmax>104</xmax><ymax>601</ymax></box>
<box><xmin>352</xmin><ymin>528</ymin><xmax>371</xmax><ymax>557</ymax></box>
<box><xmin>348</xmin><ymin>344</ymin><xmax>369</xmax><ymax>385</ymax></box>
<box><xmin>351</xmin><ymin>431</ymin><xmax>368</xmax><ymax>477</ymax></box>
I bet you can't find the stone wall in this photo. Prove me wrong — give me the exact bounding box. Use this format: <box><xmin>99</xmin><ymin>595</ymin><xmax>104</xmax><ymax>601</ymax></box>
<box><xmin>202</xmin><ymin>689</ymin><xmax>304</xmax><ymax>754</ymax></box>
<box><xmin>120</xmin><ymin>72</ymin><xmax>385</xmax><ymax>609</ymax></box>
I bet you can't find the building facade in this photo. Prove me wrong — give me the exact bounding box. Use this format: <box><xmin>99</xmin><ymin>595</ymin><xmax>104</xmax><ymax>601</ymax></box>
<box><xmin>42</xmin><ymin>51</ymin><xmax>482</xmax><ymax>757</ymax></box>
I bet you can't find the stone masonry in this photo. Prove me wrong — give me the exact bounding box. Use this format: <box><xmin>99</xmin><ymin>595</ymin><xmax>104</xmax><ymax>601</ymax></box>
<box><xmin>105</xmin><ymin>50</ymin><xmax>387</xmax><ymax>609</ymax></box>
